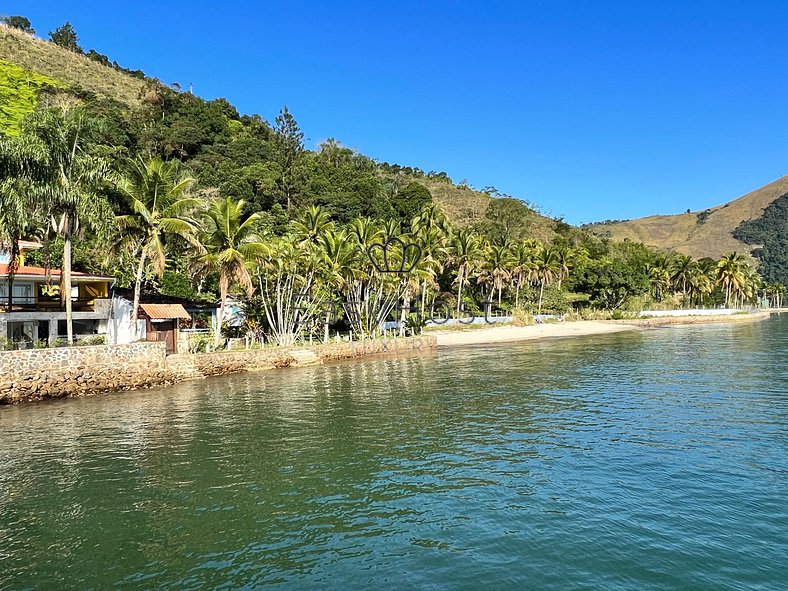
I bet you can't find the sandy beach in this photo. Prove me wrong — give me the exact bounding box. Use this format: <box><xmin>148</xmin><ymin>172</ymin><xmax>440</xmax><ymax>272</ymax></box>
<box><xmin>431</xmin><ymin>311</ymin><xmax>773</xmax><ymax>347</ymax></box>
<box><xmin>431</xmin><ymin>320</ymin><xmax>640</xmax><ymax>347</ymax></box>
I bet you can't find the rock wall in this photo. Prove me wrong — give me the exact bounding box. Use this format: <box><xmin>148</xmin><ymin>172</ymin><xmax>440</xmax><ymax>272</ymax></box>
<box><xmin>0</xmin><ymin>342</ymin><xmax>169</xmax><ymax>403</ymax></box>
<box><xmin>0</xmin><ymin>336</ymin><xmax>437</xmax><ymax>404</ymax></box>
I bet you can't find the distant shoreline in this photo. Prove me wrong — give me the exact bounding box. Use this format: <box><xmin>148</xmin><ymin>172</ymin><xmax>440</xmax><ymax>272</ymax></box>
<box><xmin>431</xmin><ymin>311</ymin><xmax>773</xmax><ymax>348</ymax></box>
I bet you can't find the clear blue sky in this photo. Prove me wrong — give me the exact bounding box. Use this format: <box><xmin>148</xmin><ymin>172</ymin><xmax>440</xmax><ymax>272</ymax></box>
<box><xmin>7</xmin><ymin>1</ymin><xmax>788</xmax><ymax>224</ymax></box>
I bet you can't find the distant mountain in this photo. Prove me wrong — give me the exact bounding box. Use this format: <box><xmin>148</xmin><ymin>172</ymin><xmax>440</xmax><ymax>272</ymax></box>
<box><xmin>587</xmin><ymin>176</ymin><xmax>788</xmax><ymax>265</ymax></box>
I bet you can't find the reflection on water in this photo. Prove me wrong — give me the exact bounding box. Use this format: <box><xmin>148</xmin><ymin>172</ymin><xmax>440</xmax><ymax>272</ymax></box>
<box><xmin>1</xmin><ymin>318</ymin><xmax>787</xmax><ymax>589</ymax></box>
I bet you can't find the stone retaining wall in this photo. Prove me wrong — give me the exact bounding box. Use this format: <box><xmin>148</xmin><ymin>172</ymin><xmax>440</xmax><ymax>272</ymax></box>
<box><xmin>0</xmin><ymin>342</ymin><xmax>168</xmax><ymax>404</ymax></box>
<box><xmin>0</xmin><ymin>336</ymin><xmax>437</xmax><ymax>404</ymax></box>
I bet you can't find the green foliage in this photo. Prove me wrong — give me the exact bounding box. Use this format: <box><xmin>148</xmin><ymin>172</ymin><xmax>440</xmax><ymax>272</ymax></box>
<box><xmin>569</xmin><ymin>251</ymin><xmax>650</xmax><ymax>310</ymax></box>
<box><xmin>0</xmin><ymin>60</ymin><xmax>61</xmax><ymax>135</ymax></box>
<box><xmin>49</xmin><ymin>22</ymin><xmax>81</xmax><ymax>53</ymax></box>
<box><xmin>391</xmin><ymin>181</ymin><xmax>432</xmax><ymax>222</ymax></box>
<box><xmin>159</xmin><ymin>270</ymin><xmax>214</xmax><ymax>302</ymax></box>
<box><xmin>734</xmin><ymin>192</ymin><xmax>788</xmax><ymax>284</ymax></box>
<box><xmin>476</xmin><ymin>197</ymin><xmax>535</xmax><ymax>242</ymax></box>
<box><xmin>1</xmin><ymin>16</ymin><xmax>34</xmax><ymax>34</ymax></box>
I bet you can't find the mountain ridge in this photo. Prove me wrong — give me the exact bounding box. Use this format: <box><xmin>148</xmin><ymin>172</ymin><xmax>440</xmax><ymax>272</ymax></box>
<box><xmin>587</xmin><ymin>176</ymin><xmax>788</xmax><ymax>260</ymax></box>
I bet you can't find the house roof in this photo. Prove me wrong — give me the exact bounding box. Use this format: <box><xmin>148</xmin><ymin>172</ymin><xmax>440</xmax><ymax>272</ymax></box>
<box><xmin>140</xmin><ymin>303</ymin><xmax>192</xmax><ymax>320</ymax></box>
<box><xmin>0</xmin><ymin>264</ymin><xmax>114</xmax><ymax>282</ymax></box>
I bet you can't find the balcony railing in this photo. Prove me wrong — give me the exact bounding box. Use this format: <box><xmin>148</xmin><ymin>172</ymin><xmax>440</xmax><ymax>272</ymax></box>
<box><xmin>0</xmin><ymin>297</ymin><xmax>100</xmax><ymax>313</ymax></box>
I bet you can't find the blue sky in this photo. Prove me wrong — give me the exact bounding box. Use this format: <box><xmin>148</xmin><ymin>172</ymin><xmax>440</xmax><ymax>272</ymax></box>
<box><xmin>7</xmin><ymin>1</ymin><xmax>788</xmax><ymax>224</ymax></box>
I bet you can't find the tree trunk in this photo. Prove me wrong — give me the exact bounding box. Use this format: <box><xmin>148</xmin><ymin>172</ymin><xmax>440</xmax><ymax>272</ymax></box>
<box><xmin>538</xmin><ymin>279</ymin><xmax>545</xmax><ymax>313</ymax></box>
<box><xmin>456</xmin><ymin>267</ymin><xmax>465</xmax><ymax>316</ymax></box>
<box><xmin>215</xmin><ymin>297</ymin><xmax>225</xmax><ymax>350</ymax></box>
<box><xmin>61</xmin><ymin>217</ymin><xmax>74</xmax><ymax>344</ymax></box>
<box><xmin>130</xmin><ymin>248</ymin><xmax>147</xmax><ymax>340</ymax></box>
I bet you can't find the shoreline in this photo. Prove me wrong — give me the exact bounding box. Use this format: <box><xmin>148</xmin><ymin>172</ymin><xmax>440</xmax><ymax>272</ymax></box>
<box><xmin>430</xmin><ymin>310</ymin><xmax>773</xmax><ymax>348</ymax></box>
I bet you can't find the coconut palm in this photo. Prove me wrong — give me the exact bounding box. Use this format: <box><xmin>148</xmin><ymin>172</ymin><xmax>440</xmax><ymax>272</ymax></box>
<box><xmin>478</xmin><ymin>243</ymin><xmax>512</xmax><ymax>306</ymax></box>
<box><xmin>534</xmin><ymin>246</ymin><xmax>559</xmax><ymax>313</ymax></box>
<box><xmin>716</xmin><ymin>252</ymin><xmax>747</xmax><ymax>307</ymax></box>
<box><xmin>449</xmin><ymin>227</ymin><xmax>483</xmax><ymax>315</ymax></box>
<box><xmin>671</xmin><ymin>254</ymin><xmax>697</xmax><ymax>304</ymax></box>
<box><xmin>0</xmin><ymin>138</ymin><xmax>47</xmax><ymax>308</ymax></box>
<box><xmin>115</xmin><ymin>156</ymin><xmax>198</xmax><ymax>338</ymax></box>
<box><xmin>510</xmin><ymin>240</ymin><xmax>538</xmax><ymax>307</ymax></box>
<box><xmin>195</xmin><ymin>197</ymin><xmax>266</xmax><ymax>348</ymax></box>
<box><xmin>554</xmin><ymin>246</ymin><xmax>574</xmax><ymax>289</ymax></box>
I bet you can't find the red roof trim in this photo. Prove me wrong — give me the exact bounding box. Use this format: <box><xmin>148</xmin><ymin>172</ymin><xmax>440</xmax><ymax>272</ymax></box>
<box><xmin>0</xmin><ymin>264</ymin><xmax>113</xmax><ymax>281</ymax></box>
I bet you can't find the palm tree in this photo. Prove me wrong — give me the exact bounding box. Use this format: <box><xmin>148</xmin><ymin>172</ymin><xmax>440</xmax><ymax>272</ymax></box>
<box><xmin>195</xmin><ymin>197</ymin><xmax>266</xmax><ymax>348</ymax></box>
<box><xmin>671</xmin><ymin>254</ymin><xmax>697</xmax><ymax>304</ymax></box>
<box><xmin>115</xmin><ymin>157</ymin><xmax>199</xmax><ymax>338</ymax></box>
<box><xmin>510</xmin><ymin>241</ymin><xmax>538</xmax><ymax>307</ymax></box>
<box><xmin>716</xmin><ymin>252</ymin><xmax>747</xmax><ymax>307</ymax></box>
<box><xmin>449</xmin><ymin>228</ymin><xmax>482</xmax><ymax>316</ymax></box>
<box><xmin>478</xmin><ymin>244</ymin><xmax>512</xmax><ymax>306</ymax></box>
<box><xmin>292</xmin><ymin>204</ymin><xmax>332</xmax><ymax>245</ymax></box>
<box><xmin>24</xmin><ymin>107</ymin><xmax>113</xmax><ymax>343</ymax></box>
<box><xmin>0</xmin><ymin>137</ymin><xmax>46</xmax><ymax>308</ymax></box>
<box><xmin>554</xmin><ymin>246</ymin><xmax>573</xmax><ymax>289</ymax></box>
<box><xmin>534</xmin><ymin>247</ymin><xmax>559</xmax><ymax>313</ymax></box>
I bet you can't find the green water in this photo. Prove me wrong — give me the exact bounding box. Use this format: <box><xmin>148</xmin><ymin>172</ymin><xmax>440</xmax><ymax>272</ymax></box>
<box><xmin>1</xmin><ymin>317</ymin><xmax>787</xmax><ymax>590</ymax></box>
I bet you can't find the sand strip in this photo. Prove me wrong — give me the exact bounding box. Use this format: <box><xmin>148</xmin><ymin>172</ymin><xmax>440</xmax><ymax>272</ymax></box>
<box><xmin>431</xmin><ymin>311</ymin><xmax>773</xmax><ymax>347</ymax></box>
<box><xmin>431</xmin><ymin>321</ymin><xmax>640</xmax><ymax>347</ymax></box>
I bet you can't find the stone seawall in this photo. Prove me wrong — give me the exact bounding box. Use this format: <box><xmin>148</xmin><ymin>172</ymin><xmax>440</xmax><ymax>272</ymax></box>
<box><xmin>0</xmin><ymin>336</ymin><xmax>437</xmax><ymax>404</ymax></box>
<box><xmin>0</xmin><ymin>342</ymin><xmax>169</xmax><ymax>404</ymax></box>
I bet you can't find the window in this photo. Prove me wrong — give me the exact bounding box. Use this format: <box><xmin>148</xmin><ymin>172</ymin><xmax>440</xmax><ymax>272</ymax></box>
<box><xmin>0</xmin><ymin>281</ymin><xmax>34</xmax><ymax>304</ymax></box>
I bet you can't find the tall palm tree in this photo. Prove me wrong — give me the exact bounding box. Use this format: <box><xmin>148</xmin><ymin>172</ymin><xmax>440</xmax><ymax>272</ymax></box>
<box><xmin>671</xmin><ymin>254</ymin><xmax>697</xmax><ymax>304</ymax></box>
<box><xmin>510</xmin><ymin>240</ymin><xmax>540</xmax><ymax>307</ymax></box>
<box><xmin>115</xmin><ymin>157</ymin><xmax>199</xmax><ymax>338</ymax></box>
<box><xmin>534</xmin><ymin>247</ymin><xmax>559</xmax><ymax>313</ymax></box>
<box><xmin>478</xmin><ymin>243</ymin><xmax>512</xmax><ymax>306</ymax></box>
<box><xmin>554</xmin><ymin>246</ymin><xmax>573</xmax><ymax>290</ymax></box>
<box><xmin>195</xmin><ymin>197</ymin><xmax>266</xmax><ymax>348</ymax></box>
<box><xmin>0</xmin><ymin>138</ymin><xmax>46</xmax><ymax>308</ymax></box>
<box><xmin>24</xmin><ymin>107</ymin><xmax>113</xmax><ymax>343</ymax></box>
<box><xmin>716</xmin><ymin>252</ymin><xmax>747</xmax><ymax>307</ymax></box>
<box><xmin>449</xmin><ymin>228</ymin><xmax>483</xmax><ymax>315</ymax></box>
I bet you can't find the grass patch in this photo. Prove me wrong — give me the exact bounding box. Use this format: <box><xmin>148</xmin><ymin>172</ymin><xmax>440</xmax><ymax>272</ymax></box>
<box><xmin>0</xmin><ymin>25</ymin><xmax>145</xmax><ymax>106</ymax></box>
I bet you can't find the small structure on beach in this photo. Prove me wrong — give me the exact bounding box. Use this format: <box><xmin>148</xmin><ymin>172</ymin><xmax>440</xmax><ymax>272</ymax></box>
<box><xmin>138</xmin><ymin>303</ymin><xmax>191</xmax><ymax>354</ymax></box>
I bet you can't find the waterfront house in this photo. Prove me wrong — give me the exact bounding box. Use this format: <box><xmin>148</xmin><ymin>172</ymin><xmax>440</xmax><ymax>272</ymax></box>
<box><xmin>0</xmin><ymin>241</ymin><xmax>114</xmax><ymax>346</ymax></box>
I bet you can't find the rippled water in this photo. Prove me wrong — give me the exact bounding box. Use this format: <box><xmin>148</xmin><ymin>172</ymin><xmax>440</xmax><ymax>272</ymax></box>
<box><xmin>2</xmin><ymin>317</ymin><xmax>787</xmax><ymax>590</ymax></box>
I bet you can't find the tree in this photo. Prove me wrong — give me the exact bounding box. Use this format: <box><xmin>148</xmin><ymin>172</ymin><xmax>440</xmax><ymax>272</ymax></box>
<box><xmin>195</xmin><ymin>197</ymin><xmax>266</xmax><ymax>348</ymax></box>
<box><xmin>24</xmin><ymin>107</ymin><xmax>113</xmax><ymax>342</ymax></box>
<box><xmin>716</xmin><ymin>252</ymin><xmax>747</xmax><ymax>307</ymax></box>
<box><xmin>116</xmin><ymin>157</ymin><xmax>198</xmax><ymax>339</ymax></box>
<box><xmin>0</xmin><ymin>137</ymin><xmax>47</xmax><ymax>308</ymax></box>
<box><xmin>49</xmin><ymin>22</ymin><xmax>82</xmax><ymax>53</ymax></box>
<box><xmin>273</xmin><ymin>106</ymin><xmax>304</xmax><ymax>211</ymax></box>
<box><xmin>391</xmin><ymin>181</ymin><xmax>432</xmax><ymax>223</ymax></box>
<box><xmin>534</xmin><ymin>247</ymin><xmax>559</xmax><ymax>313</ymax></box>
<box><xmin>1</xmin><ymin>16</ymin><xmax>34</xmax><ymax>34</ymax></box>
<box><xmin>449</xmin><ymin>228</ymin><xmax>483</xmax><ymax>315</ymax></box>
<box><xmin>478</xmin><ymin>244</ymin><xmax>512</xmax><ymax>306</ymax></box>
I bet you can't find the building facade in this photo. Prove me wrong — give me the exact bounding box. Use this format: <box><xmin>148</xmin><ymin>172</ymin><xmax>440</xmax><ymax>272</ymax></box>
<box><xmin>0</xmin><ymin>241</ymin><xmax>114</xmax><ymax>347</ymax></box>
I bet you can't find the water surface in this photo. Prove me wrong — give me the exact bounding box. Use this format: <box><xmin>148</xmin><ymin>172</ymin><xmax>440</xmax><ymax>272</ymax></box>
<box><xmin>1</xmin><ymin>317</ymin><xmax>787</xmax><ymax>589</ymax></box>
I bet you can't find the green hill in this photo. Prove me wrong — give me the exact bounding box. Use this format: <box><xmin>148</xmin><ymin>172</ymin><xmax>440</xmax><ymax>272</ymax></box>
<box><xmin>0</xmin><ymin>21</ymin><xmax>559</xmax><ymax>238</ymax></box>
<box><xmin>0</xmin><ymin>24</ymin><xmax>146</xmax><ymax>105</ymax></box>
